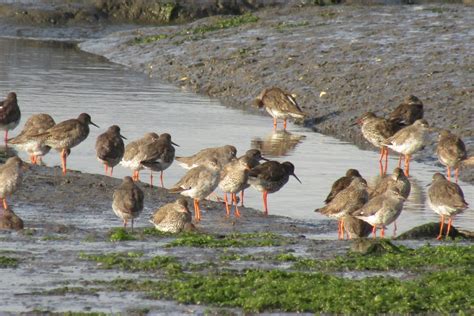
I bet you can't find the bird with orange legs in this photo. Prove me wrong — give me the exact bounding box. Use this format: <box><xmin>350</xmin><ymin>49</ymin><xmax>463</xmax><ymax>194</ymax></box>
<box><xmin>383</xmin><ymin>119</ymin><xmax>430</xmax><ymax>177</ymax></box>
<box><xmin>112</xmin><ymin>176</ymin><xmax>144</xmax><ymax>231</ymax></box>
<box><xmin>120</xmin><ymin>132</ymin><xmax>159</xmax><ymax>183</ymax></box>
<box><xmin>170</xmin><ymin>159</ymin><xmax>221</xmax><ymax>221</ymax></box>
<box><xmin>218</xmin><ymin>156</ymin><xmax>252</xmax><ymax>217</ymax></box>
<box><xmin>236</xmin><ymin>149</ymin><xmax>268</xmax><ymax>207</ymax></box>
<box><xmin>436</xmin><ymin>129</ymin><xmax>467</xmax><ymax>183</ymax></box>
<box><xmin>95</xmin><ymin>125</ymin><xmax>126</xmax><ymax>176</ymax></box>
<box><xmin>427</xmin><ymin>173</ymin><xmax>468</xmax><ymax>240</ymax></box>
<box><xmin>9</xmin><ymin>113</ymin><xmax>56</xmax><ymax>164</ymax></box>
<box><xmin>0</xmin><ymin>157</ymin><xmax>27</xmax><ymax>210</ymax></box>
<box><xmin>254</xmin><ymin>87</ymin><xmax>306</xmax><ymax>130</ymax></box>
<box><xmin>0</xmin><ymin>92</ymin><xmax>21</xmax><ymax>145</ymax></box>
<box><xmin>354</xmin><ymin>112</ymin><xmax>396</xmax><ymax>175</ymax></box>
<box><xmin>248</xmin><ymin>160</ymin><xmax>301</xmax><ymax>216</ymax></box>
<box><xmin>31</xmin><ymin>113</ymin><xmax>98</xmax><ymax>175</ymax></box>
<box><xmin>315</xmin><ymin>177</ymin><xmax>368</xmax><ymax>240</ymax></box>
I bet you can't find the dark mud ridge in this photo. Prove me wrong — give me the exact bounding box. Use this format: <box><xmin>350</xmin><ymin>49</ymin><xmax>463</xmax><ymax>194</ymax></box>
<box><xmin>0</xmin><ymin>164</ymin><xmax>472</xmax><ymax>313</ymax></box>
<box><xmin>78</xmin><ymin>4</ymin><xmax>474</xmax><ymax>183</ymax></box>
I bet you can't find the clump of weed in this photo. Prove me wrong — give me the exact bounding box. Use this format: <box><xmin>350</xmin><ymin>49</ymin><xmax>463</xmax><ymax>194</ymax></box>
<box><xmin>275</xmin><ymin>20</ymin><xmax>309</xmax><ymax>32</ymax></box>
<box><xmin>167</xmin><ymin>232</ymin><xmax>292</xmax><ymax>248</ymax></box>
<box><xmin>0</xmin><ymin>255</ymin><xmax>18</xmax><ymax>268</ymax></box>
<box><xmin>108</xmin><ymin>227</ymin><xmax>136</xmax><ymax>242</ymax></box>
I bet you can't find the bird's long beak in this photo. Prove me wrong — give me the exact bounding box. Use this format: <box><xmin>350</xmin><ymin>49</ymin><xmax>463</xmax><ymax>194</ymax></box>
<box><xmin>292</xmin><ymin>173</ymin><xmax>302</xmax><ymax>184</ymax></box>
<box><xmin>120</xmin><ymin>134</ymin><xmax>127</xmax><ymax>140</ymax></box>
<box><xmin>172</xmin><ymin>141</ymin><xmax>180</xmax><ymax>147</ymax></box>
<box><xmin>90</xmin><ymin>121</ymin><xmax>99</xmax><ymax>128</ymax></box>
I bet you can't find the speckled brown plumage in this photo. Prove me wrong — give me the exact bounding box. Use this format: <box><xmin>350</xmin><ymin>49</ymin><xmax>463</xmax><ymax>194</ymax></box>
<box><xmin>121</xmin><ymin>132</ymin><xmax>160</xmax><ymax>182</ymax></box>
<box><xmin>150</xmin><ymin>198</ymin><xmax>192</xmax><ymax>233</ymax></box>
<box><xmin>369</xmin><ymin>167</ymin><xmax>411</xmax><ymax>199</ymax></box>
<box><xmin>0</xmin><ymin>156</ymin><xmax>26</xmax><ymax>210</ymax></box>
<box><xmin>0</xmin><ymin>207</ymin><xmax>23</xmax><ymax>230</ymax></box>
<box><xmin>388</xmin><ymin>95</ymin><xmax>424</xmax><ymax>127</ymax></box>
<box><xmin>436</xmin><ymin>129</ymin><xmax>467</xmax><ymax>183</ymax></box>
<box><xmin>176</xmin><ymin>145</ymin><xmax>237</xmax><ymax>170</ymax></box>
<box><xmin>112</xmin><ymin>176</ymin><xmax>144</xmax><ymax>230</ymax></box>
<box><xmin>428</xmin><ymin>173</ymin><xmax>468</xmax><ymax>239</ymax></box>
<box><xmin>95</xmin><ymin>125</ymin><xmax>125</xmax><ymax>176</ymax></box>
<box><xmin>324</xmin><ymin>169</ymin><xmax>363</xmax><ymax>204</ymax></box>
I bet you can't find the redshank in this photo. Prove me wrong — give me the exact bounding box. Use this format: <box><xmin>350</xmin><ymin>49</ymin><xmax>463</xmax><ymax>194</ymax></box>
<box><xmin>427</xmin><ymin>173</ymin><xmax>468</xmax><ymax>240</ymax></box>
<box><xmin>388</xmin><ymin>95</ymin><xmax>424</xmax><ymax>128</ymax></box>
<box><xmin>324</xmin><ymin>169</ymin><xmax>363</xmax><ymax>204</ymax></box>
<box><xmin>0</xmin><ymin>92</ymin><xmax>21</xmax><ymax>145</ymax></box>
<box><xmin>315</xmin><ymin>177</ymin><xmax>368</xmax><ymax>239</ymax></box>
<box><xmin>248</xmin><ymin>160</ymin><xmax>301</xmax><ymax>216</ymax></box>
<box><xmin>9</xmin><ymin>113</ymin><xmax>55</xmax><ymax>164</ymax></box>
<box><xmin>95</xmin><ymin>125</ymin><xmax>126</xmax><ymax>176</ymax></box>
<box><xmin>149</xmin><ymin>198</ymin><xmax>192</xmax><ymax>233</ymax></box>
<box><xmin>112</xmin><ymin>176</ymin><xmax>144</xmax><ymax>230</ymax></box>
<box><xmin>353</xmin><ymin>187</ymin><xmax>406</xmax><ymax>238</ymax></box>
<box><xmin>0</xmin><ymin>156</ymin><xmax>27</xmax><ymax>210</ymax></box>
<box><xmin>32</xmin><ymin>113</ymin><xmax>98</xmax><ymax>175</ymax></box>
<box><xmin>238</xmin><ymin>149</ymin><xmax>269</xmax><ymax>206</ymax></box>
<box><xmin>384</xmin><ymin>119</ymin><xmax>430</xmax><ymax>176</ymax></box>
<box><xmin>170</xmin><ymin>159</ymin><xmax>221</xmax><ymax>221</ymax></box>
<box><xmin>176</xmin><ymin>145</ymin><xmax>236</xmax><ymax>170</ymax></box>
<box><xmin>436</xmin><ymin>129</ymin><xmax>467</xmax><ymax>183</ymax></box>
<box><xmin>369</xmin><ymin>167</ymin><xmax>411</xmax><ymax>199</ymax></box>
<box><xmin>0</xmin><ymin>207</ymin><xmax>24</xmax><ymax>230</ymax></box>
<box><xmin>355</xmin><ymin>112</ymin><xmax>396</xmax><ymax>175</ymax></box>
<box><xmin>120</xmin><ymin>132</ymin><xmax>159</xmax><ymax>182</ymax></box>
<box><xmin>218</xmin><ymin>156</ymin><xmax>251</xmax><ymax>217</ymax></box>
<box><xmin>254</xmin><ymin>87</ymin><xmax>306</xmax><ymax>130</ymax></box>
<box><xmin>140</xmin><ymin>133</ymin><xmax>179</xmax><ymax>188</ymax></box>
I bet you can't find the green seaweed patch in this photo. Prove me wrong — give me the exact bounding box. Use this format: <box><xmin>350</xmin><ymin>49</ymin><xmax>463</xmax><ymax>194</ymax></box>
<box><xmin>167</xmin><ymin>232</ymin><xmax>292</xmax><ymax>248</ymax></box>
<box><xmin>79</xmin><ymin>252</ymin><xmax>182</xmax><ymax>274</ymax></box>
<box><xmin>134</xmin><ymin>13</ymin><xmax>259</xmax><ymax>45</ymax></box>
<box><xmin>0</xmin><ymin>255</ymin><xmax>18</xmax><ymax>268</ymax></box>
<box><xmin>90</xmin><ymin>268</ymin><xmax>473</xmax><ymax>313</ymax></box>
<box><xmin>291</xmin><ymin>244</ymin><xmax>474</xmax><ymax>271</ymax></box>
<box><xmin>42</xmin><ymin>235</ymin><xmax>68</xmax><ymax>241</ymax></box>
<box><xmin>108</xmin><ymin>227</ymin><xmax>137</xmax><ymax>242</ymax></box>
<box><xmin>275</xmin><ymin>20</ymin><xmax>309</xmax><ymax>31</ymax></box>
<box><xmin>30</xmin><ymin>286</ymin><xmax>100</xmax><ymax>297</ymax></box>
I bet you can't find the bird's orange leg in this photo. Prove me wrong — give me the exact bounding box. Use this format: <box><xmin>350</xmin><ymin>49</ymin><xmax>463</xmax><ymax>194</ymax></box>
<box><xmin>29</xmin><ymin>155</ymin><xmax>35</xmax><ymax>164</ymax></box>
<box><xmin>193</xmin><ymin>199</ymin><xmax>199</xmax><ymax>221</ymax></box>
<box><xmin>262</xmin><ymin>191</ymin><xmax>269</xmax><ymax>216</ymax></box>
<box><xmin>384</xmin><ymin>148</ymin><xmax>389</xmax><ymax>175</ymax></box>
<box><xmin>445</xmin><ymin>217</ymin><xmax>453</xmax><ymax>239</ymax></box>
<box><xmin>224</xmin><ymin>193</ymin><xmax>230</xmax><ymax>216</ymax></box>
<box><xmin>160</xmin><ymin>171</ymin><xmax>164</xmax><ymax>188</ymax></box>
<box><xmin>436</xmin><ymin>215</ymin><xmax>445</xmax><ymax>240</ymax></box>
<box><xmin>1</xmin><ymin>198</ymin><xmax>7</xmax><ymax>209</ymax></box>
<box><xmin>232</xmin><ymin>193</ymin><xmax>241</xmax><ymax>218</ymax></box>
<box><xmin>398</xmin><ymin>154</ymin><xmax>403</xmax><ymax>168</ymax></box>
<box><xmin>197</xmin><ymin>200</ymin><xmax>201</xmax><ymax>221</ymax></box>
<box><xmin>110</xmin><ymin>167</ymin><xmax>114</xmax><ymax>177</ymax></box>
<box><xmin>4</xmin><ymin>130</ymin><xmax>8</xmax><ymax>144</ymax></box>
<box><xmin>404</xmin><ymin>154</ymin><xmax>411</xmax><ymax>177</ymax></box>
<box><xmin>283</xmin><ymin>119</ymin><xmax>287</xmax><ymax>130</ymax></box>
<box><xmin>61</xmin><ymin>149</ymin><xmax>67</xmax><ymax>175</ymax></box>
<box><xmin>104</xmin><ymin>164</ymin><xmax>108</xmax><ymax>175</ymax></box>
<box><xmin>381</xmin><ymin>227</ymin><xmax>385</xmax><ymax>238</ymax></box>
<box><xmin>240</xmin><ymin>190</ymin><xmax>245</xmax><ymax>207</ymax></box>
<box><xmin>340</xmin><ymin>220</ymin><xmax>346</xmax><ymax>240</ymax></box>
<box><xmin>372</xmin><ymin>226</ymin><xmax>377</xmax><ymax>239</ymax></box>
<box><xmin>378</xmin><ymin>148</ymin><xmax>385</xmax><ymax>176</ymax></box>
<box><xmin>455</xmin><ymin>168</ymin><xmax>459</xmax><ymax>184</ymax></box>
<box><xmin>447</xmin><ymin>167</ymin><xmax>451</xmax><ymax>182</ymax></box>
<box><xmin>273</xmin><ymin>118</ymin><xmax>277</xmax><ymax>130</ymax></box>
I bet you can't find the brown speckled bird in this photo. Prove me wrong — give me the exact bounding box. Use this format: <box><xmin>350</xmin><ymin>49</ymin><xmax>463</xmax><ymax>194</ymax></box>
<box><xmin>0</xmin><ymin>156</ymin><xmax>27</xmax><ymax>210</ymax></box>
<box><xmin>436</xmin><ymin>130</ymin><xmax>467</xmax><ymax>183</ymax></box>
<box><xmin>324</xmin><ymin>169</ymin><xmax>363</xmax><ymax>204</ymax></box>
<box><xmin>218</xmin><ymin>156</ymin><xmax>251</xmax><ymax>217</ymax></box>
<box><xmin>149</xmin><ymin>198</ymin><xmax>192</xmax><ymax>233</ymax></box>
<box><xmin>356</xmin><ymin>112</ymin><xmax>397</xmax><ymax>175</ymax></box>
<box><xmin>0</xmin><ymin>207</ymin><xmax>24</xmax><ymax>230</ymax></box>
<box><xmin>0</xmin><ymin>92</ymin><xmax>21</xmax><ymax>144</ymax></box>
<box><xmin>9</xmin><ymin>113</ymin><xmax>55</xmax><ymax>164</ymax></box>
<box><xmin>238</xmin><ymin>149</ymin><xmax>269</xmax><ymax>206</ymax></box>
<box><xmin>121</xmin><ymin>132</ymin><xmax>160</xmax><ymax>183</ymax></box>
<box><xmin>254</xmin><ymin>87</ymin><xmax>306</xmax><ymax>130</ymax></box>
<box><xmin>176</xmin><ymin>145</ymin><xmax>237</xmax><ymax>170</ymax></box>
<box><xmin>248</xmin><ymin>161</ymin><xmax>301</xmax><ymax>216</ymax></box>
<box><xmin>31</xmin><ymin>113</ymin><xmax>98</xmax><ymax>175</ymax></box>
<box><xmin>315</xmin><ymin>177</ymin><xmax>368</xmax><ymax>239</ymax></box>
<box><xmin>388</xmin><ymin>95</ymin><xmax>424</xmax><ymax>128</ymax></box>
<box><xmin>112</xmin><ymin>176</ymin><xmax>144</xmax><ymax>230</ymax></box>
<box><xmin>427</xmin><ymin>173</ymin><xmax>468</xmax><ymax>240</ymax></box>
<box><xmin>95</xmin><ymin>125</ymin><xmax>126</xmax><ymax>176</ymax></box>
<box><xmin>384</xmin><ymin>119</ymin><xmax>430</xmax><ymax>177</ymax></box>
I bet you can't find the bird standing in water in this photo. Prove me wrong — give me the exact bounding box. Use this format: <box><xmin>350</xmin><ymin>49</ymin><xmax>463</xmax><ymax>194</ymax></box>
<box><xmin>254</xmin><ymin>87</ymin><xmax>306</xmax><ymax>130</ymax></box>
<box><xmin>436</xmin><ymin>129</ymin><xmax>467</xmax><ymax>183</ymax></box>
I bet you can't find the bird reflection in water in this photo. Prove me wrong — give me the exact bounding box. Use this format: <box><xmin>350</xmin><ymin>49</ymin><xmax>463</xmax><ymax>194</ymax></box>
<box><xmin>251</xmin><ymin>130</ymin><xmax>306</xmax><ymax>157</ymax></box>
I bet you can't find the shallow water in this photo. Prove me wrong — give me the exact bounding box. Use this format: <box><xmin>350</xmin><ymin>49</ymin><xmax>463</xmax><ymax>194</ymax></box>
<box><xmin>0</xmin><ymin>37</ymin><xmax>472</xmax><ymax>235</ymax></box>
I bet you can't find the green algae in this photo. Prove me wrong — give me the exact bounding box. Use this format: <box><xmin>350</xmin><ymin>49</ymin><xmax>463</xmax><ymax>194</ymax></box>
<box><xmin>0</xmin><ymin>255</ymin><xmax>18</xmax><ymax>268</ymax></box>
<box><xmin>88</xmin><ymin>268</ymin><xmax>474</xmax><ymax>313</ymax></box>
<box><xmin>167</xmin><ymin>232</ymin><xmax>292</xmax><ymax>248</ymax></box>
<box><xmin>108</xmin><ymin>227</ymin><xmax>137</xmax><ymax>242</ymax></box>
<box><xmin>134</xmin><ymin>13</ymin><xmax>259</xmax><ymax>45</ymax></box>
